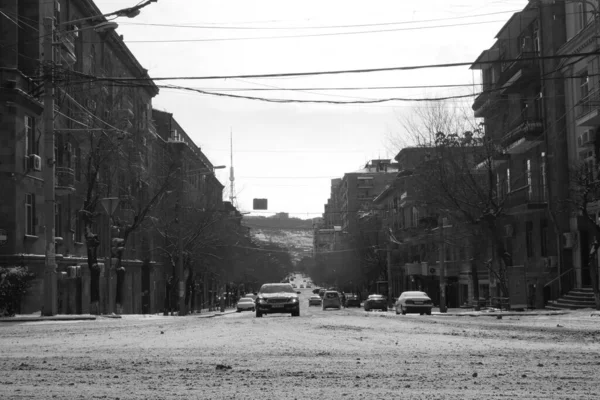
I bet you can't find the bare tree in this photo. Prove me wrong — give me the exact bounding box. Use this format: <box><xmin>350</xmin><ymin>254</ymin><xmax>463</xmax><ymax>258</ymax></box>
<box><xmin>395</xmin><ymin>101</ymin><xmax>517</xmax><ymax>308</ymax></box>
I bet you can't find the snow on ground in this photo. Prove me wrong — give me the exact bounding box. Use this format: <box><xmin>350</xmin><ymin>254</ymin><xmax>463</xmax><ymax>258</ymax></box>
<box><xmin>1</xmin><ymin>290</ymin><xmax>599</xmax><ymax>399</ymax></box>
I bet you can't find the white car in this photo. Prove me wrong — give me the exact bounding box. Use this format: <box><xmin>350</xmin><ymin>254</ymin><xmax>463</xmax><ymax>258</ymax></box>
<box><xmin>394</xmin><ymin>291</ymin><xmax>433</xmax><ymax>315</ymax></box>
<box><xmin>236</xmin><ymin>297</ymin><xmax>256</xmax><ymax>312</ymax></box>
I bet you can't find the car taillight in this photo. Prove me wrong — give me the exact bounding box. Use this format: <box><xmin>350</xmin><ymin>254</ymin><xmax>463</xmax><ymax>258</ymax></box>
<box><xmin>405</xmin><ymin>300</ymin><xmax>414</xmax><ymax>304</ymax></box>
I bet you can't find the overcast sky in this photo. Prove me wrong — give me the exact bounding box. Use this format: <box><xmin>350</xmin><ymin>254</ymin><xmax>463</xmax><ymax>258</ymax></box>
<box><xmin>94</xmin><ymin>0</ymin><xmax>528</xmax><ymax>219</ymax></box>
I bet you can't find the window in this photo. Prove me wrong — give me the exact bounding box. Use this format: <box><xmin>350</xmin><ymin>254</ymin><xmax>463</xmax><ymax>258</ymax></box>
<box><xmin>24</xmin><ymin>115</ymin><xmax>36</xmax><ymax>155</ymax></box>
<box><xmin>525</xmin><ymin>221</ymin><xmax>534</xmax><ymax>258</ymax></box>
<box><xmin>580</xmin><ymin>72</ymin><xmax>590</xmax><ymax>101</ymax></box>
<box><xmin>540</xmin><ymin>219</ymin><xmax>548</xmax><ymax>257</ymax></box>
<box><xmin>411</xmin><ymin>207</ymin><xmax>419</xmax><ymax>228</ymax></box>
<box><xmin>74</xmin><ymin>211</ymin><xmax>83</xmax><ymax>243</ymax></box>
<box><xmin>525</xmin><ymin>159</ymin><xmax>532</xmax><ymax>200</ymax></box>
<box><xmin>55</xmin><ymin>203</ymin><xmax>62</xmax><ymax>239</ymax></box>
<box><xmin>25</xmin><ymin>193</ymin><xmax>36</xmax><ymax>235</ymax></box>
<box><xmin>541</xmin><ymin>152</ymin><xmax>547</xmax><ymax>201</ymax></box>
<box><xmin>75</xmin><ymin>146</ymin><xmax>81</xmax><ymax>181</ymax></box>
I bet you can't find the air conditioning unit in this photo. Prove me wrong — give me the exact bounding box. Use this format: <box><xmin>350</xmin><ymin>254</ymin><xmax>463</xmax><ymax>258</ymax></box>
<box><xmin>563</xmin><ymin>232</ymin><xmax>577</xmax><ymax>249</ymax></box>
<box><xmin>86</xmin><ymin>99</ymin><xmax>97</xmax><ymax>111</ymax></box>
<box><xmin>29</xmin><ymin>154</ymin><xmax>42</xmax><ymax>171</ymax></box>
<box><xmin>578</xmin><ymin>129</ymin><xmax>594</xmax><ymax>148</ymax></box>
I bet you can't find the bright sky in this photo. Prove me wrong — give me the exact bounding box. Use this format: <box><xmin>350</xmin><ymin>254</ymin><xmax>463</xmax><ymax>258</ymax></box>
<box><xmin>94</xmin><ymin>0</ymin><xmax>528</xmax><ymax>219</ymax></box>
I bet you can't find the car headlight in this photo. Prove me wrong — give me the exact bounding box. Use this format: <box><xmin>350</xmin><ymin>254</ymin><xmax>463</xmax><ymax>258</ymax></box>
<box><xmin>290</xmin><ymin>298</ymin><xmax>298</xmax><ymax>303</ymax></box>
<box><xmin>258</xmin><ymin>297</ymin><xmax>268</xmax><ymax>304</ymax></box>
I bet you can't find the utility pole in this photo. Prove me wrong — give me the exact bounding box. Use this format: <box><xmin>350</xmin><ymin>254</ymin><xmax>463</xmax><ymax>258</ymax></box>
<box><xmin>42</xmin><ymin>13</ymin><xmax>57</xmax><ymax>316</ymax></box>
<box><xmin>439</xmin><ymin>216</ymin><xmax>447</xmax><ymax>313</ymax></box>
<box><xmin>386</xmin><ymin>243</ymin><xmax>393</xmax><ymax>307</ymax></box>
<box><xmin>177</xmin><ymin>164</ymin><xmax>187</xmax><ymax>316</ymax></box>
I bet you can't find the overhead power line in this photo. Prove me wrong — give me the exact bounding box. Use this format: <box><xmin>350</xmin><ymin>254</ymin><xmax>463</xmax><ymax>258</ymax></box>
<box><xmin>85</xmin><ymin>51</ymin><xmax>600</xmax><ymax>82</ymax></box>
<box><xmin>116</xmin><ymin>19</ymin><xmax>507</xmax><ymax>43</ymax></box>
<box><xmin>118</xmin><ymin>9</ymin><xmax>520</xmax><ymax>30</ymax></box>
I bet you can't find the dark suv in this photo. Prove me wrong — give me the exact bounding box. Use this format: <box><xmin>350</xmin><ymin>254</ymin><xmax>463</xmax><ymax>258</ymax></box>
<box><xmin>255</xmin><ymin>283</ymin><xmax>301</xmax><ymax>317</ymax></box>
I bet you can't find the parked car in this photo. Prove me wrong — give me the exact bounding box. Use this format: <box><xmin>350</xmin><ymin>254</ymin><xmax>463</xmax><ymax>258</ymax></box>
<box><xmin>308</xmin><ymin>295</ymin><xmax>322</xmax><ymax>306</ymax></box>
<box><xmin>255</xmin><ymin>283</ymin><xmax>301</xmax><ymax>317</ymax></box>
<box><xmin>243</xmin><ymin>293</ymin><xmax>257</xmax><ymax>301</ymax></box>
<box><xmin>322</xmin><ymin>291</ymin><xmax>342</xmax><ymax>310</ymax></box>
<box><xmin>345</xmin><ymin>294</ymin><xmax>361</xmax><ymax>308</ymax></box>
<box><xmin>364</xmin><ymin>294</ymin><xmax>388</xmax><ymax>311</ymax></box>
<box><xmin>236</xmin><ymin>297</ymin><xmax>256</xmax><ymax>312</ymax></box>
<box><xmin>395</xmin><ymin>291</ymin><xmax>433</xmax><ymax>315</ymax></box>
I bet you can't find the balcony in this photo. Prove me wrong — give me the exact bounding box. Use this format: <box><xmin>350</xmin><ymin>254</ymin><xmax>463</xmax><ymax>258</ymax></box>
<box><xmin>505</xmin><ymin>183</ymin><xmax>547</xmax><ymax>213</ymax></box>
<box><xmin>576</xmin><ymin>88</ymin><xmax>600</xmax><ymax>127</ymax></box>
<box><xmin>55</xmin><ymin>167</ymin><xmax>75</xmax><ymax>196</ymax></box>
<box><xmin>501</xmin><ymin>119</ymin><xmax>543</xmax><ymax>154</ymax></box>
<box><xmin>497</xmin><ymin>52</ymin><xmax>540</xmax><ymax>93</ymax></box>
<box><xmin>474</xmin><ymin>153</ymin><xmax>510</xmax><ymax>171</ymax></box>
<box><xmin>357</xmin><ymin>177</ymin><xmax>374</xmax><ymax>188</ymax></box>
<box><xmin>56</xmin><ymin>31</ymin><xmax>76</xmax><ymax>66</ymax></box>
<box><xmin>472</xmin><ymin>89</ymin><xmax>497</xmax><ymax>118</ymax></box>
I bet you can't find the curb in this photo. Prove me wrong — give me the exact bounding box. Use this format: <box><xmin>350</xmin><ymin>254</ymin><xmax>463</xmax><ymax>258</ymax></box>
<box><xmin>432</xmin><ymin>311</ymin><xmax>569</xmax><ymax>317</ymax></box>
<box><xmin>0</xmin><ymin>315</ymin><xmax>97</xmax><ymax>323</ymax></box>
<box><xmin>196</xmin><ymin>310</ymin><xmax>237</xmax><ymax>319</ymax></box>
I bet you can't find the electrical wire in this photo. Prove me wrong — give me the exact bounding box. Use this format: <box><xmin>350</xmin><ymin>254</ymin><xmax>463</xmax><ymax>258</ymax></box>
<box><xmin>117</xmin><ymin>9</ymin><xmax>520</xmax><ymax>30</ymax></box>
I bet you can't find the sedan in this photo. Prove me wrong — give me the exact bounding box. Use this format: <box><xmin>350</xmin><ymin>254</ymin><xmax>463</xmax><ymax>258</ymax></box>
<box><xmin>364</xmin><ymin>294</ymin><xmax>388</xmax><ymax>311</ymax></box>
<box><xmin>308</xmin><ymin>295</ymin><xmax>322</xmax><ymax>306</ymax></box>
<box><xmin>345</xmin><ymin>294</ymin><xmax>361</xmax><ymax>308</ymax></box>
<box><xmin>236</xmin><ymin>297</ymin><xmax>256</xmax><ymax>312</ymax></box>
<box><xmin>395</xmin><ymin>291</ymin><xmax>433</xmax><ymax>315</ymax></box>
<box><xmin>322</xmin><ymin>291</ymin><xmax>342</xmax><ymax>310</ymax></box>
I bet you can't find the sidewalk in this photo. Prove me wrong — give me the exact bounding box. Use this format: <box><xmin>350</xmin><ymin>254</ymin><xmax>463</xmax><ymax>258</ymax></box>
<box><xmin>431</xmin><ymin>307</ymin><xmax>570</xmax><ymax>317</ymax></box>
<box><xmin>0</xmin><ymin>308</ymin><xmax>237</xmax><ymax>323</ymax></box>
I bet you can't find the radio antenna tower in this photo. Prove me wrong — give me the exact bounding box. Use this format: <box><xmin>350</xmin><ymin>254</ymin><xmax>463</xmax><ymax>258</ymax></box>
<box><xmin>229</xmin><ymin>128</ymin><xmax>236</xmax><ymax>206</ymax></box>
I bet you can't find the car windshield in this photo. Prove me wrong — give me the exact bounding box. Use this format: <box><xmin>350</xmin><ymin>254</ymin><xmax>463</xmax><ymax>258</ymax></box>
<box><xmin>325</xmin><ymin>292</ymin><xmax>338</xmax><ymax>298</ymax></box>
<box><xmin>259</xmin><ymin>285</ymin><xmax>295</xmax><ymax>294</ymax></box>
<box><xmin>369</xmin><ymin>295</ymin><xmax>384</xmax><ymax>299</ymax></box>
<box><xmin>402</xmin><ymin>292</ymin><xmax>428</xmax><ymax>297</ymax></box>
<box><xmin>239</xmin><ymin>298</ymin><xmax>253</xmax><ymax>302</ymax></box>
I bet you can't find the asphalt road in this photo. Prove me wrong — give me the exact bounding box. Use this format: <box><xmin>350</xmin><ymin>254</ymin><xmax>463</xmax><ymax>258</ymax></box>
<box><xmin>1</xmin><ymin>288</ymin><xmax>599</xmax><ymax>399</ymax></box>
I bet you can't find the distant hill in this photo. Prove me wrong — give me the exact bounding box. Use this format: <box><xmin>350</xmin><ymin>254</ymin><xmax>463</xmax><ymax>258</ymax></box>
<box><xmin>243</xmin><ymin>215</ymin><xmax>315</xmax><ymax>263</ymax></box>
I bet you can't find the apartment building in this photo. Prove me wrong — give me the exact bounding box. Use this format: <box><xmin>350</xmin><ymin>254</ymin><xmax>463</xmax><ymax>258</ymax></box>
<box><xmin>0</xmin><ymin>0</ymin><xmax>228</xmax><ymax>314</ymax></box>
<box><xmin>558</xmin><ymin>0</ymin><xmax>600</xmax><ymax>290</ymax></box>
<box><xmin>470</xmin><ymin>1</ymin><xmax>569</xmax><ymax>304</ymax></box>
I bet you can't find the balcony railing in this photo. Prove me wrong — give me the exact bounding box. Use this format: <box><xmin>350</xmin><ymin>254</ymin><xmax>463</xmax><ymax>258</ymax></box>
<box><xmin>505</xmin><ymin>183</ymin><xmax>547</xmax><ymax>209</ymax></box>
<box><xmin>501</xmin><ymin>118</ymin><xmax>543</xmax><ymax>154</ymax></box>
<box><xmin>55</xmin><ymin>167</ymin><xmax>75</xmax><ymax>196</ymax></box>
<box><xmin>497</xmin><ymin>51</ymin><xmax>539</xmax><ymax>91</ymax></box>
<box><xmin>576</xmin><ymin>88</ymin><xmax>600</xmax><ymax>125</ymax></box>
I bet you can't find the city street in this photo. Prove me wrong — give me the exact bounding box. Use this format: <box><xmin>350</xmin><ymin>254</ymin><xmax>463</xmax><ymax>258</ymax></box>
<box><xmin>1</xmin><ymin>289</ymin><xmax>600</xmax><ymax>399</ymax></box>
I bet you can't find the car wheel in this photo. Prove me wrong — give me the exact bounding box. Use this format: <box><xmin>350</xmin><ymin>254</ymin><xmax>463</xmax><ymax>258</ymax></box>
<box><xmin>383</xmin><ymin>307</ymin><xmax>388</xmax><ymax>312</ymax></box>
<box><xmin>364</xmin><ymin>307</ymin><xmax>369</xmax><ymax>312</ymax></box>
<box><xmin>236</xmin><ymin>309</ymin><xmax>241</xmax><ymax>313</ymax></box>
<box><xmin>426</xmin><ymin>310</ymin><xmax>431</xmax><ymax>315</ymax></box>
<box><xmin>401</xmin><ymin>306</ymin><xmax>406</xmax><ymax>315</ymax></box>
<box><xmin>292</xmin><ymin>310</ymin><xmax>300</xmax><ymax>317</ymax></box>
<box><xmin>256</xmin><ymin>310</ymin><xmax>263</xmax><ymax>318</ymax></box>
<box><xmin>395</xmin><ymin>307</ymin><xmax>400</xmax><ymax>315</ymax></box>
